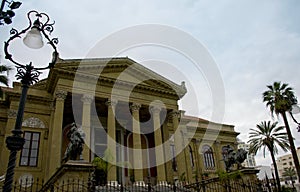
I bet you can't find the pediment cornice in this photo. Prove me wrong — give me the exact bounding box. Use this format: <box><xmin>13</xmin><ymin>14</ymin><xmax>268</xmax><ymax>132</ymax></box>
<box><xmin>46</xmin><ymin>57</ymin><xmax>187</xmax><ymax>99</ymax></box>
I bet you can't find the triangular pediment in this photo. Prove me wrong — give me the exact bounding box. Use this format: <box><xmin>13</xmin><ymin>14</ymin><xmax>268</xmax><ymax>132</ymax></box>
<box><xmin>47</xmin><ymin>57</ymin><xmax>187</xmax><ymax>99</ymax></box>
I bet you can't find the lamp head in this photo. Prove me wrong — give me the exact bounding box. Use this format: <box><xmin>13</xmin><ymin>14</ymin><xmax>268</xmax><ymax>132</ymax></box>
<box><xmin>23</xmin><ymin>19</ymin><xmax>44</xmax><ymax>49</ymax></box>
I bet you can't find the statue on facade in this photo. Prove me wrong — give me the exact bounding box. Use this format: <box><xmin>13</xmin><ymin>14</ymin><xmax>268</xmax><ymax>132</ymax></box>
<box><xmin>223</xmin><ymin>145</ymin><xmax>247</xmax><ymax>172</ymax></box>
<box><xmin>234</xmin><ymin>148</ymin><xmax>248</xmax><ymax>169</ymax></box>
<box><xmin>223</xmin><ymin>145</ymin><xmax>236</xmax><ymax>172</ymax></box>
<box><xmin>62</xmin><ymin>122</ymin><xmax>85</xmax><ymax>162</ymax></box>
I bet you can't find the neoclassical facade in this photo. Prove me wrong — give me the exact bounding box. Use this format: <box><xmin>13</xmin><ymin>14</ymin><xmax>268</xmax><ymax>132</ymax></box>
<box><xmin>0</xmin><ymin>57</ymin><xmax>239</xmax><ymax>185</ymax></box>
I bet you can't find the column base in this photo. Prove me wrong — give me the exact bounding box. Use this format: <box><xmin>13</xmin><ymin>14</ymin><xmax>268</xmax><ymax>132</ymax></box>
<box><xmin>156</xmin><ymin>181</ymin><xmax>170</xmax><ymax>186</ymax></box>
<box><xmin>133</xmin><ymin>181</ymin><xmax>147</xmax><ymax>186</ymax></box>
<box><xmin>107</xmin><ymin>181</ymin><xmax>120</xmax><ymax>187</ymax></box>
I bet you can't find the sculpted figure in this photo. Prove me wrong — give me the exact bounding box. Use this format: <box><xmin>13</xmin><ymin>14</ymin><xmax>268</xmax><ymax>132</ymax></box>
<box><xmin>63</xmin><ymin>123</ymin><xmax>85</xmax><ymax>162</ymax></box>
<box><xmin>223</xmin><ymin>145</ymin><xmax>236</xmax><ymax>172</ymax></box>
<box><xmin>223</xmin><ymin>145</ymin><xmax>247</xmax><ymax>172</ymax></box>
<box><xmin>234</xmin><ymin>148</ymin><xmax>248</xmax><ymax>169</ymax></box>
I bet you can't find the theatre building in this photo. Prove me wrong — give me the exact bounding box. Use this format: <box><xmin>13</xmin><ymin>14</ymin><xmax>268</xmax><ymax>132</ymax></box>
<box><xmin>0</xmin><ymin>57</ymin><xmax>239</xmax><ymax>185</ymax></box>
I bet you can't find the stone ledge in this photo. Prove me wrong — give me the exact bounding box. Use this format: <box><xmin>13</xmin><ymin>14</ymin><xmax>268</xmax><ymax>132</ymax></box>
<box><xmin>40</xmin><ymin>160</ymin><xmax>95</xmax><ymax>191</ymax></box>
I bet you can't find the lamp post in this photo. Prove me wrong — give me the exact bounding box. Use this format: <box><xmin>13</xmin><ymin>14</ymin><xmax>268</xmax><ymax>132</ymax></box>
<box><xmin>0</xmin><ymin>0</ymin><xmax>22</xmax><ymax>25</ymax></box>
<box><xmin>2</xmin><ymin>10</ymin><xmax>58</xmax><ymax>192</ymax></box>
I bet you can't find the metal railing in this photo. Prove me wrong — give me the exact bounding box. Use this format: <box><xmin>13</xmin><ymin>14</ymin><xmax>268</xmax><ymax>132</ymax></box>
<box><xmin>0</xmin><ymin>177</ymin><xmax>267</xmax><ymax>192</ymax></box>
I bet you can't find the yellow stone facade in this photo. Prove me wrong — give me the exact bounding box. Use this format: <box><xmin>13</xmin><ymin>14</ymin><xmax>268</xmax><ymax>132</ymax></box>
<box><xmin>0</xmin><ymin>57</ymin><xmax>239</xmax><ymax>185</ymax></box>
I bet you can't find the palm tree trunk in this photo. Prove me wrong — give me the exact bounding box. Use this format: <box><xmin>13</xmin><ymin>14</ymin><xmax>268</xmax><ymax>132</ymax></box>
<box><xmin>281</xmin><ymin>112</ymin><xmax>300</xmax><ymax>183</ymax></box>
<box><xmin>269</xmin><ymin>147</ymin><xmax>281</xmax><ymax>192</ymax></box>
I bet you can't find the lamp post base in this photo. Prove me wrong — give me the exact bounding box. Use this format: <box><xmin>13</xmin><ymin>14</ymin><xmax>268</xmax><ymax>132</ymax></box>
<box><xmin>3</xmin><ymin>134</ymin><xmax>25</xmax><ymax>192</ymax></box>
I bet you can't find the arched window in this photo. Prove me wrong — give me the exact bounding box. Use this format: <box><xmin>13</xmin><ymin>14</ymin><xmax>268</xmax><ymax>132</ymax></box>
<box><xmin>171</xmin><ymin>144</ymin><xmax>177</xmax><ymax>171</ymax></box>
<box><xmin>20</xmin><ymin>117</ymin><xmax>45</xmax><ymax>167</ymax></box>
<box><xmin>222</xmin><ymin>146</ymin><xmax>230</xmax><ymax>160</ymax></box>
<box><xmin>189</xmin><ymin>145</ymin><xmax>194</xmax><ymax>168</ymax></box>
<box><xmin>169</xmin><ymin>134</ymin><xmax>177</xmax><ymax>171</ymax></box>
<box><xmin>202</xmin><ymin>145</ymin><xmax>215</xmax><ymax>169</ymax></box>
<box><xmin>22</xmin><ymin>117</ymin><xmax>45</xmax><ymax>128</ymax></box>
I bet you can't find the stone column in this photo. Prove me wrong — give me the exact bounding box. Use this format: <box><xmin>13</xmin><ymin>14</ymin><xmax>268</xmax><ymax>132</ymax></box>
<box><xmin>106</xmin><ymin>99</ymin><xmax>118</xmax><ymax>182</ymax></box>
<box><xmin>171</xmin><ymin>110</ymin><xmax>186</xmax><ymax>180</ymax></box>
<box><xmin>162</xmin><ymin>121</ymin><xmax>173</xmax><ymax>183</ymax></box>
<box><xmin>150</xmin><ymin>105</ymin><xmax>166</xmax><ymax>182</ymax></box>
<box><xmin>81</xmin><ymin>94</ymin><xmax>93</xmax><ymax>162</ymax></box>
<box><xmin>130</xmin><ymin>103</ymin><xmax>143</xmax><ymax>182</ymax></box>
<box><xmin>49</xmin><ymin>90</ymin><xmax>67</xmax><ymax>177</ymax></box>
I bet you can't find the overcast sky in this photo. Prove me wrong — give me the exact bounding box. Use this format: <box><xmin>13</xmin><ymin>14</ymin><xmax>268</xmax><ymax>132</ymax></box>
<box><xmin>1</xmin><ymin>0</ymin><xmax>300</xmax><ymax>167</ymax></box>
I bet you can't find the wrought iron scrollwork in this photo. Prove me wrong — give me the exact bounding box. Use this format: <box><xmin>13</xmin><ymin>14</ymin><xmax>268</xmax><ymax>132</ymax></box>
<box><xmin>3</xmin><ymin>10</ymin><xmax>59</xmax><ymax>84</ymax></box>
<box><xmin>15</xmin><ymin>64</ymin><xmax>41</xmax><ymax>86</ymax></box>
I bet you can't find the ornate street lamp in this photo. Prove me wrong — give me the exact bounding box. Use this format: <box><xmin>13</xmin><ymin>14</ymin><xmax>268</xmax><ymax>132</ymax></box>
<box><xmin>0</xmin><ymin>0</ymin><xmax>22</xmax><ymax>25</ymax></box>
<box><xmin>2</xmin><ymin>10</ymin><xmax>58</xmax><ymax>192</ymax></box>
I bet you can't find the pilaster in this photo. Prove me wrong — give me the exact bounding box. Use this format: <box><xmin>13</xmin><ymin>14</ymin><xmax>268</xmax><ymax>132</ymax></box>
<box><xmin>183</xmin><ymin>133</ymin><xmax>192</xmax><ymax>182</ymax></box>
<box><xmin>214</xmin><ymin>140</ymin><xmax>223</xmax><ymax>171</ymax></box>
<box><xmin>48</xmin><ymin>90</ymin><xmax>67</xmax><ymax>178</ymax></box>
<box><xmin>171</xmin><ymin>110</ymin><xmax>186</xmax><ymax>180</ymax></box>
<box><xmin>192</xmin><ymin>139</ymin><xmax>201</xmax><ymax>182</ymax></box>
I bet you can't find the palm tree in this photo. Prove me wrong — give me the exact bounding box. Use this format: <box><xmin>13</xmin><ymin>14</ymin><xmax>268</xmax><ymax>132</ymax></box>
<box><xmin>0</xmin><ymin>65</ymin><xmax>11</xmax><ymax>98</ymax></box>
<box><xmin>282</xmin><ymin>167</ymin><xmax>296</xmax><ymax>190</ymax></box>
<box><xmin>248</xmin><ymin>121</ymin><xmax>290</xmax><ymax>191</ymax></box>
<box><xmin>263</xmin><ymin>81</ymin><xmax>300</xmax><ymax>183</ymax></box>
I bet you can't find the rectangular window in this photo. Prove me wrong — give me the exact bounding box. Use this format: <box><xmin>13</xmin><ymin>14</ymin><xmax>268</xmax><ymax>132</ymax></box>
<box><xmin>94</xmin><ymin>127</ymin><xmax>107</xmax><ymax>158</ymax></box>
<box><xmin>170</xmin><ymin>144</ymin><xmax>177</xmax><ymax>171</ymax></box>
<box><xmin>20</xmin><ymin>131</ymin><xmax>40</xmax><ymax>167</ymax></box>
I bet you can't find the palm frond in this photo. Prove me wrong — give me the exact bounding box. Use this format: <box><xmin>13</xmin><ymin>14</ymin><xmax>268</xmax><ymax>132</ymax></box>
<box><xmin>263</xmin><ymin>81</ymin><xmax>297</xmax><ymax>115</ymax></box>
<box><xmin>248</xmin><ymin>120</ymin><xmax>289</xmax><ymax>158</ymax></box>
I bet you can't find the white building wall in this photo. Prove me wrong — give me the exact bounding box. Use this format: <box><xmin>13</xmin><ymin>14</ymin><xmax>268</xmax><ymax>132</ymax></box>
<box><xmin>272</xmin><ymin>147</ymin><xmax>300</xmax><ymax>191</ymax></box>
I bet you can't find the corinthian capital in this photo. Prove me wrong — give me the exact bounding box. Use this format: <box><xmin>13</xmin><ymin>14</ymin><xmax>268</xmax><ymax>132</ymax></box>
<box><xmin>81</xmin><ymin>94</ymin><xmax>94</xmax><ymax>104</ymax></box>
<box><xmin>150</xmin><ymin>105</ymin><xmax>161</xmax><ymax>114</ymax></box>
<box><xmin>55</xmin><ymin>90</ymin><xmax>67</xmax><ymax>100</ymax></box>
<box><xmin>130</xmin><ymin>103</ymin><xmax>141</xmax><ymax>112</ymax></box>
<box><xmin>169</xmin><ymin>110</ymin><xmax>180</xmax><ymax>118</ymax></box>
<box><xmin>105</xmin><ymin>99</ymin><xmax>118</xmax><ymax>108</ymax></box>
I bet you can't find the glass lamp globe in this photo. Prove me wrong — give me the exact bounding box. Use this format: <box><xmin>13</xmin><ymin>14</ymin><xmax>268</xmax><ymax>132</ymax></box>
<box><xmin>23</xmin><ymin>27</ymin><xmax>44</xmax><ymax>49</ymax></box>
